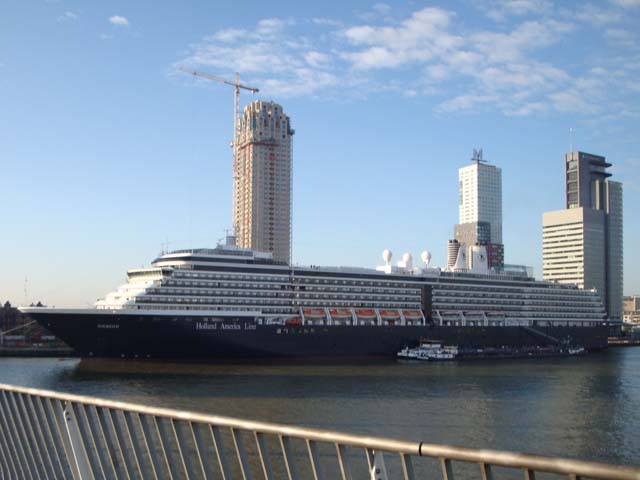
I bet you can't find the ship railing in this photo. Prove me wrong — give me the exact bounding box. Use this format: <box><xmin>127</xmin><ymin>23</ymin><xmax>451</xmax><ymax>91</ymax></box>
<box><xmin>0</xmin><ymin>383</ymin><xmax>638</xmax><ymax>480</ymax></box>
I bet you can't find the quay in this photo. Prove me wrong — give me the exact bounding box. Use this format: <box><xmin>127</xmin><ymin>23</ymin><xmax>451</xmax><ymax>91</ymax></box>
<box><xmin>608</xmin><ymin>337</ymin><xmax>640</xmax><ymax>347</ymax></box>
<box><xmin>0</xmin><ymin>347</ymin><xmax>75</xmax><ymax>357</ymax></box>
<box><xmin>0</xmin><ymin>383</ymin><xmax>639</xmax><ymax>479</ymax></box>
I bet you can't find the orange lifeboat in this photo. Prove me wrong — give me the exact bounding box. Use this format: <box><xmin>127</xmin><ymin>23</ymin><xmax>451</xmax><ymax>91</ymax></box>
<box><xmin>403</xmin><ymin>310</ymin><xmax>422</xmax><ymax>318</ymax></box>
<box><xmin>356</xmin><ymin>309</ymin><xmax>376</xmax><ymax>318</ymax></box>
<box><xmin>303</xmin><ymin>309</ymin><xmax>325</xmax><ymax>318</ymax></box>
<box><xmin>380</xmin><ymin>310</ymin><xmax>400</xmax><ymax>319</ymax></box>
<box><xmin>285</xmin><ymin>317</ymin><xmax>301</xmax><ymax>326</ymax></box>
<box><xmin>330</xmin><ymin>309</ymin><xmax>352</xmax><ymax>318</ymax></box>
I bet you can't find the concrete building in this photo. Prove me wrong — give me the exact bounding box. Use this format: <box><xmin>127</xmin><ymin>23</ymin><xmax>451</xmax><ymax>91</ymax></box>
<box><xmin>455</xmin><ymin>151</ymin><xmax>504</xmax><ymax>268</ymax></box>
<box><xmin>542</xmin><ymin>151</ymin><xmax>623</xmax><ymax>321</ymax></box>
<box><xmin>233</xmin><ymin>101</ymin><xmax>294</xmax><ymax>264</ymax></box>
<box><xmin>623</xmin><ymin>296</ymin><xmax>640</xmax><ymax>326</ymax></box>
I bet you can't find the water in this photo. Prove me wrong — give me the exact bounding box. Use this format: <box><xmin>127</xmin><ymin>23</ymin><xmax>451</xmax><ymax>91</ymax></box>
<box><xmin>0</xmin><ymin>349</ymin><xmax>638</xmax><ymax>467</ymax></box>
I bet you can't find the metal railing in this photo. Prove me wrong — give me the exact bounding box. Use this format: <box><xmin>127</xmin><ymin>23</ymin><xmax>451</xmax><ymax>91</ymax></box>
<box><xmin>0</xmin><ymin>383</ymin><xmax>638</xmax><ymax>480</ymax></box>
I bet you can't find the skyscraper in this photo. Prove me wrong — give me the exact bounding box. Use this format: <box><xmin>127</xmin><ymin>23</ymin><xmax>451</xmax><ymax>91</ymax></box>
<box><xmin>454</xmin><ymin>150</ymin><xmax>504</xmax><ymax>268</ymax></box>
<box><xmin>543</xmin><ymin>151</ymin><xmax>623</xmax><ymax>321</ymax></box>
<box><xmin>233</xmin><ymin>101</ymin><xmax>294</xmax><ymax>264</ymax></box>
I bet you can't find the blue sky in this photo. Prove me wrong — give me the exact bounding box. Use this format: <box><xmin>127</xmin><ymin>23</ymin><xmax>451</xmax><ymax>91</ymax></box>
<box><xmin>1</xmin><ymin>0</ymin><xmax>639</xmax><ymax>307</ymax></box>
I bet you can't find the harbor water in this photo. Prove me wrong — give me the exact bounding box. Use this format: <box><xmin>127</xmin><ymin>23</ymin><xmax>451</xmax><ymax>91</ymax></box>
<box><xmin>0</xmin><ymin>348</ymin><xmax>638</xmax><ymax>468</ymax></box>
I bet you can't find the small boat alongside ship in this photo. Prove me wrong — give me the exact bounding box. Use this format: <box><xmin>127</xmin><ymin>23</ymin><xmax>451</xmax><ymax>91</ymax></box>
<box><xmin>397</xmin><ymin>340</ymin><xmax>459</xmax><ymax>361</ymax></box>
<box><xmin>397</xmin><ymin>340</ymin><xmax>586</xmax><ymax>361</ymax></box>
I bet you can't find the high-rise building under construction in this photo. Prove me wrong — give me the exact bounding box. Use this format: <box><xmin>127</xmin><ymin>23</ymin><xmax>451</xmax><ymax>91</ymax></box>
<box><xmin>233</xmin><ymin>101</ymin><xmax>294</xmax><ymax>264</ymax></box>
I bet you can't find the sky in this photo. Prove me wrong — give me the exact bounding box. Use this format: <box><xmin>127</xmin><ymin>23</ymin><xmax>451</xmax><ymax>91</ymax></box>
<box><xmin>1</xmin><ymin>0</ymin><xmax>639</xmax><ymax>307</ymax></box>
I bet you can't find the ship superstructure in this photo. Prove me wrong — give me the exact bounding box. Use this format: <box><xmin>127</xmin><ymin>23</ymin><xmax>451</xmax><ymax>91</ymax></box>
<box><xmin>93</xmin><ymin>242</ymin><xmax>604</xmax><ymax>329</ymax></box>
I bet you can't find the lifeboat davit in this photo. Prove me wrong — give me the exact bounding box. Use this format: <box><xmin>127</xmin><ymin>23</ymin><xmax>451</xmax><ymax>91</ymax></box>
<box><xmin>330</xmin><ymin>309</ymin><xmax>352</xmax><ymax>318</ymax></box>
<box><xmin>356</xmin><ymin>309</ymin><xmax>376</xmax><ymax>318</ymax></box>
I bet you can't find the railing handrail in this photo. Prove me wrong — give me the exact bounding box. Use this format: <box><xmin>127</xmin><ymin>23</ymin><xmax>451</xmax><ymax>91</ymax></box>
<box><xmin>1</xmin><ymin>382</ymin><xmax>638</xmax><ymax>479</ymax></box>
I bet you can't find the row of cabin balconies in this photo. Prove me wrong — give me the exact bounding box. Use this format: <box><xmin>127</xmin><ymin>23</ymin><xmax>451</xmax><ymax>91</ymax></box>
<box><xmin>164</xmin><ymin>278</ymin><xmax>420</xmax><ymax>296</ymax></box>
<box><xmin>136</xmin><ymin>304</ymin><xmax>296</xmax><ymax>314</ymax></box>
<box><xmin>146</xmin><ymin>287</ymin><xmax>419</xmax><ymax>302</ymax></box>
<box><xmin>433</xmin><ymin>298</ymin><xmax>603</xmax><ymax>314</ymax></box>
<box><xmin>433</xmin><ymin>294</ymin><xmax>603</xmax><ymax>308</ymax></box>
<box><xmin>435</xmin><ymin>308</ymin><xmax>604</xmax><ymax>320</ymax></box>
<box><xmin>433</xmin><ymin>289</ymin><xmax>601</xmax><ymax>302</ymax></box>
<box><xmin>136</xmin><ymin>295</ymin><xmax>420</xmax><ymax>309</ymax></box>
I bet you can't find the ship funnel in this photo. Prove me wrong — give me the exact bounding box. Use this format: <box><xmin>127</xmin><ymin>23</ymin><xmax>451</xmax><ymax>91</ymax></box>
<box><xmin>453</xmin><ymin>246</ymin><xmax>467</xmax><ymax>271</ymax></box>
<box><xmin>469</xmin><ymin>245</ymin><xmax>489</xmax><ymax>273</ymax></box>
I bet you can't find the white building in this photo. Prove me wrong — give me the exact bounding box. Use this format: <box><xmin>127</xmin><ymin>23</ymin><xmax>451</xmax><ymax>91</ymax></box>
<box><xmin>458</xmin><ymin>160</ymin><xmax>502</xmax><ymax>244</ymax></box>
<box><xmin>233</xmin><ymin>101</ymin><xmax>294</xmax><ymax>264</ymax></box>
<box><xmin>543</xmin><ymin>208</ymin><xmax>606</xmax><ymax>296</ymax></box>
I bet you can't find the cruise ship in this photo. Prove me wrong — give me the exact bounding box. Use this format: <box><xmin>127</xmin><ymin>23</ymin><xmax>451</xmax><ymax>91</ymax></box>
<box><xmin>20</xmin><ymin>239</ymin><xmax>608</xmax><ymax>358</ymax></box>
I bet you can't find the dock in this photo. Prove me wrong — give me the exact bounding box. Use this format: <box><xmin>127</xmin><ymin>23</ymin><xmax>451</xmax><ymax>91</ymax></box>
<box><xmin>608</xmin><ymin>337</ymin><xmax>640</xmax><ymax>347</ymax></box>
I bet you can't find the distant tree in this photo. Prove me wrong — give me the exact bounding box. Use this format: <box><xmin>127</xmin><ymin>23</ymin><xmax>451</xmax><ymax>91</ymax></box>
<box><xmin>36</xmin><ymin>301</ymin><xmax>43</xmax><ymax>307</ymax></box>
<box><xmin>3</xmin><ymin>301</ymin><xmax>10</xmax><ymax>309</ymax></box>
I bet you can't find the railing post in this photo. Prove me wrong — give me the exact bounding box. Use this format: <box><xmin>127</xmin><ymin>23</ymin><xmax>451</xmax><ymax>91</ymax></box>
<box><xmin>62</xmin><ymin>401</ymin><xmax>95</xmax><ymax>480</ymax></box>
<box><xmin>307</xmin><ymin>439</ymin><xmax>325</xmax><ymax>480</ymax></box>
<box><xmin>480</xmin><ymin>462</ymin><xmax>494</xmax><ymax>480</ymax></box>
<box><xmin>255</xmin><ymin>431</ymin><xmax>275</xmax><ymax>480</ymax></box>
<box><xmin>336</xmin><ymin>444</ymin><xmax>353</xmax><ymax>480</ymax></box>
<box><xmin>370</xmin><ymin>450</ymin><xmax>388</xmax><ymax>480</ymax></box>
<box><xmin>441</xmin><ymin>457</ymin><xmax>455</xmax><ymax>480</ymax></box>
<box><xmin>400</xmin><ymin>452</ymin><xmax>415</xmax><ymax>480</ymax></box>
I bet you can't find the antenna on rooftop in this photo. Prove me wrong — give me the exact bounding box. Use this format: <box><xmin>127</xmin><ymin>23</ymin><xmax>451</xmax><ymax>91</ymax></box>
<box><xmin>160</xmin><ymin>239</ymin><xmax>171</xmax><ymax>255</ymax></box>
<box><xmin>471</xmin><ymin>148</ymin><xmax>487</xmax><ymax>164</ymax></box>
<box><xmin>569</xmin><ymin>128</ymin><xmax>574</xmax><ymax>152</ymax></box>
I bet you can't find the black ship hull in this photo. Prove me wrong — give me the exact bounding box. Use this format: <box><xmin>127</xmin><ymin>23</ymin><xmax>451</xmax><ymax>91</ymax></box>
<box><xmin>27</xmin><ymin>310</ymin><xmax>609</xmax><ymax>359</ymax></box>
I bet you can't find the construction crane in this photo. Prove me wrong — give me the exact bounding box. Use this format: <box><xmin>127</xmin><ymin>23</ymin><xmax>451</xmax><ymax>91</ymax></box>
<box><xmin>179</xmin><ymin>66</ymin><xmax>259</xmax><ymax>150</ymax></box>
<box><xmin>179</xmin><ymin>67</ymin><xmax>259</xmax><ymax>240</ymax></box>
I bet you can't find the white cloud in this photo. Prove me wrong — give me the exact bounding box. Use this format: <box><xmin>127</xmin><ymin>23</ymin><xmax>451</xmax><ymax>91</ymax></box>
<box><xmin>485</xmin><ymin>0</ymin><xmax>553</xmax><ymax>21</ymax></box>
<box><xmin>605</xmin><ymin>28</ymin><xmax>637</xmax><ymax>47</ymax></box>
<box><xmin>549</xmin><ymin>90</ymin><xmax>599</xmax><ymax>114</ymax></box>
<box><xmin>175</xmin><ymin>7</ymin><xmax>639</xmax><ymax>118</ymax></box>
<box><xmin>471</xmin><ymin>20</ymin><xmax>572</xmax><ymax>63</ymax></box>
<box><xmin>109</xmin><ymin>15</ymin><xmax>129</xmax><ymax>27</ymax></box>
<box><xmin>209</xmin><ymin>28</ymin><xmax>245</xmax><ymax>43</ymax></box>
<box><xmin>304</xmin><ymin>51</ymin><xmax>331</xmax><ymax>68</ymax></box>
<box><xmin>257</xmin><ymin>18</ymin><xmax>290</xmax><ymax>36</ymax></box>
<box><xmin>573</xmin><ymin>4</ymin><xmax>623</xmax><ymax>26</ymax></box>
<box><xmin>436</xmin><ymin>94</ymin><xmax>498</xmax><ymax>113</ymax></box>
<box><xmin>311</xmin><ymin>18</ymin><xmax>342</xmax><ymax>27</ymax></box>
<box><xmin>610</xmin><ymin>0</ymin><xmax>640</xmax><ymax>7</ymax></box>
<box><xmin>57</xmin><ymin>11</ymin><xmax>78</xmax><ymax>23</ymax></box>
<box><xmin>342</xmin><ymin>7</ymin><xmax>462</xmax><ymax>70</ymax></box>
<box><xmin>505</xmin><ymin>101</ymin><xmax>549</xmax><ymax>116</ymax></box>
<box><xmin>372</xmin><ymin>3</ymin><xmax>392</xmax><ymax>14</ymax></box>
